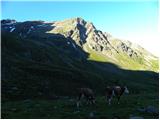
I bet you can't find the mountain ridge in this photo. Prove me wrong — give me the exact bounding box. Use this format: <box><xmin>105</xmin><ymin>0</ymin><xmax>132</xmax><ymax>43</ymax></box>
<box><xmin>1</xmin><ymin>18</ymin><xmax>158</xmax><ymax>72</ymax></box>
<box><xmin>1</xmin><ymin>18</ymin><xmax>159</xmax><ymax>100</ymax></box>
<box><xmin>46</xmin><ymin>17</ymin><xmax>158</xmax><ymax>71</ymax></box>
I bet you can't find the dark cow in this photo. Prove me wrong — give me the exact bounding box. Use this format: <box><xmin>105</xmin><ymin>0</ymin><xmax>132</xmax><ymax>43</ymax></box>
<box><xmin>105</xmin><ymin>86</ymin><xmax>129</xmax><ymax>105</ymax></box>
<box><xmin>76</xmin><ymin>88</ymin><xmax>95</xmax><ymax>107</ymax></box>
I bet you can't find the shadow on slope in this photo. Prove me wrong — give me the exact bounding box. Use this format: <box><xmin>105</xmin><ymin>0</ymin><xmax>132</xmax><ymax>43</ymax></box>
<box><xmin>1</xmin><ymin>22</ymin><xmax>159</xmax><ymax>101</ymax></box>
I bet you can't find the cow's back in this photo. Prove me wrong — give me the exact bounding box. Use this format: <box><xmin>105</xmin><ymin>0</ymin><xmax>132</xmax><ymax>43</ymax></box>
<box><xmin>79</xmin><ymin>88</ymin><xmax>94</xmax><ymax>96</ymax></box>
<box><xmin>105</xmin><ymin>86</ymin><xmax>113</xmax><ymax>96</ymax></box>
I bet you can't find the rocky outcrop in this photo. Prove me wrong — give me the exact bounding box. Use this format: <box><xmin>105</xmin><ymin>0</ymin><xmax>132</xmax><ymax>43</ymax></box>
<box><xmin>48</xmin><ymin>17</ymin><xmax>140</xmax><ymax>58</ymax></box>
<box><xmin>1</xmin><ymin>17</ymin><xmax>158</xmax><ymax>71</ymax></box>
<box><xmin>117</xmin><ymin>42</ymin><xmax>138</xmax><ymax>58</ymax></box>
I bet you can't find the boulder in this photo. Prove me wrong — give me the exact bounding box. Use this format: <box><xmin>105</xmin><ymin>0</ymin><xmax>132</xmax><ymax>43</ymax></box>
<box><xmin>145</xmin><ymin>105</ymin><xmax>158</xmax><ymax>114</ymax></box>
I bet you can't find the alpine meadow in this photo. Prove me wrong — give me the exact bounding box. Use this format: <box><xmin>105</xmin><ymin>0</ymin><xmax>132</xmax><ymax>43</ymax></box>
<box><xmin>1</xmin><ymin>1</ymin><xmax>159</xmax><ymax>119</ymax></box>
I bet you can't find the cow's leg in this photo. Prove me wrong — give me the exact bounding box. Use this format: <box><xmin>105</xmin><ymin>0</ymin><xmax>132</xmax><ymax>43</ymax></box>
<box><xmin>108</xmin><ymin>97</ymin><xmax>112</xmax><ymax>105</ymax></box>
<box><xmin>86</xmin><ymin>98</ymin><xmax>90</xmax><ymax>105</ymax></box>
<box><xmin>107</xmin><ymin>96</ymin><xmax>112</xmax><ymax>105</ymax></box>
<box><xmin>91</xmin><ymin>99</ymin><xmax>95</xmax><ymax>105</ymax></box>
<box><xmin>77</xmin><ymin>93</ymin><xmax>82</xmax><ymax>108</ymax></box>
<box><xmin>76</xmin><ymin>101</ymin><xmax>80</xmax><ymax>108</ymax></box>
<box><xmin>105</xmin><ymin>95</ymin><xmax>108</xmax><ymax>103</ymax></box>
<box><xmin>117</xmin><ymin>96</ymin><xmax>120</xmax><ymax>104</ymax></box>
<box><xmin>84</xmin><ymin>95</ymin><xmax>90</xmax><ymax>105</ymax></box>
<box><xmin>87</xmin><ymin>97</ymin><xmax>93</xmax><ymax>105</ymax></box>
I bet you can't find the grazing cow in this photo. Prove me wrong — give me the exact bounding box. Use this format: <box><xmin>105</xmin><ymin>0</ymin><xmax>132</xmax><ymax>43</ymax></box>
<box><xmin>105</xmin><ymin>86</ymin><xmax>129</xmax><ymax>105</ymax></box>
<box><xmin>76</xmin><ymin>88</ymin><xmax>95</xmax><ymax>107</ymax></box>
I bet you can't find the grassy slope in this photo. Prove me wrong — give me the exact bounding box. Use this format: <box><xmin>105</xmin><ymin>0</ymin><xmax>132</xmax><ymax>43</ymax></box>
<box><xmin>84</xmin><ymin>43</ymin><xmax>159</xmax><ymax>71</ymax></box>
<box><xmin>1</xmin><ymin>33</ymin><xmax>159</xmax><ymax>118</ymax></box>
<box><xmin>2</xmin><ymin>93</ymin><xmax>158</xmax><ymax>119</ymax></box>
<box><xmin>109</xmin><ymin>38</ymin><xmax>159</xmax><ymax>72</ymax></box>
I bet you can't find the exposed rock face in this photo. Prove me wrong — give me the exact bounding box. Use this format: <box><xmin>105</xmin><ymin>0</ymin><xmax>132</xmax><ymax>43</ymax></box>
<box><xmin>117</xmin><ymin>42</ymin><xmax>138</xmax><ymax>58</ymax></box>
<box><xmin>46</xmin><ymin>17</ymin><xmax>158</xmax><ymax>71</ymax></box>
<box><xmin>1</xmin><ymin>17</ymin><xmax>158</xmax><ymax>71</ymax></box>
<box><xmin>1</xmin><ymin>17</ymin><xmax>159</xmax><ymax>102</ymax></box>
<box><xmin>46</xmin><ymin>18</ymin><xmax>143</xmax><ymax>60</ymax></box>
<box><xmin>49</xmin><ymin>17</ymin><xmax>116</xmax><ymax>54</ymax></box>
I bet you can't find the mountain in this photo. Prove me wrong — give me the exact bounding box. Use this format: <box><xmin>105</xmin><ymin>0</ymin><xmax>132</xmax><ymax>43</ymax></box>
<box><xmin>47</xmin><ymin>17</ymin><xmax>158</xmax><ymax>71</ymax></box>
<box><xmin>1</xmin><ymin>18</ymin><xmax>158</xmax><ymax>100</ymax></box>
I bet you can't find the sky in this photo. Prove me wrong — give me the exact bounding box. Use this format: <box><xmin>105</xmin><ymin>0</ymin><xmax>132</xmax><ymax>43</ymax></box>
<box><xmin>1</xmin><ymin>0</ymin><xmax>159</xmax><ymax>56</ymax></box>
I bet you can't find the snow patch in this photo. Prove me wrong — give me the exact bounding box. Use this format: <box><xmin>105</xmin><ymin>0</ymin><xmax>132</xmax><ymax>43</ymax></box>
<box><xmin>37</xmin><ymin>24</ymin><xmax>44</xmax><ymax>27</ymax></box>
<box><xmin>27</xmin><ymin>29</ymin><xmax>31</xmax><ymax>34</ymax></box>
<box><xmin>31</xmin><ymin>26</ymin><xmax>34</xmax><ymax>29</ymax></box>
<box><xmin>67</xmin><ymin>41</ymin><xmax>70</xmax><ymax>45</ymax></box>
<box><xmin>72</xmin><ymin>42</ymin><xmax>76</xmax><ymax>49</ymax></box>
<box><xmin>27</xmin><ymin>26</ymin><xmax>35</xmax><ymax>34</ymax></box>
<box><xmin>37</xmin><ymin>24</ymin><xmax>48</xmax><ymax>27</ymax></box>
<box><xmin>5</xmin><ymin>23</ymin><xmax>13</xmax><ymax>25</ymax></box>
<box><xmin>10</xmin><ymin>27</ymin><xmax>15</xmax><ymax>32</ymax></box>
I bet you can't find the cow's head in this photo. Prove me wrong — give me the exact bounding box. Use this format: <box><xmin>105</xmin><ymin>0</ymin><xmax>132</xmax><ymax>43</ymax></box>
<box><xmin>124</xmin><ymin>86</ymin><xmax>129</xmax><ymax>94</ymax></box>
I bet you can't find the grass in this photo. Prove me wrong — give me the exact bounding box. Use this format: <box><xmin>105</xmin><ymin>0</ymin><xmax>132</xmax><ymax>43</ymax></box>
<box><xmin>150</xmin><ymin>59</ymin><xmax>159</xmax><ymax>72</ymax></box>
<box><xmin>85</xmin><ymin>44</ymin><xmax>112</xmax><ymax>62</ymax></box>
<box><xmin>115</xmin><ymin>52</ymin><xmax>145</xmax><ymax>70</ymax></box>
<box><xmin>1</xmin><ymin>29</ymin><xmax>159</xmax><ymax>119</ymax></box>
<box><xmin>83</xmin><ymin>43</ymin><xmax>158</xmax><ymax>71</ymax></box>
<box><xmin>2</xmin><ymin>93</ymin><xmax>158</xmax><ymax>119</ymax></box>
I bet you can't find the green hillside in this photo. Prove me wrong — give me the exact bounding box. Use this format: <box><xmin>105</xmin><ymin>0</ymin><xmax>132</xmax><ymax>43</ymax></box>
<box><xmin>1</xmin><ymin>19</ymin><xmax>159</xmax><ymax>119</ymax></box>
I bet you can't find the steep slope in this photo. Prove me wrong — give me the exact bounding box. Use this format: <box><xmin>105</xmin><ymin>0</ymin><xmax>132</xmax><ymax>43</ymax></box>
<box><xmin>46</xmin><ymin>17</ymin><xmax>158</xmax><ymax>71</ymax></box>
<box><xmin>2</xmin><ymin>18</ymin><xmax>158</xmax><ymax>72</ymax></box>
<box><xmin>1</xmin><ymin>18</ymin><xmax>158</xmax><ymax>101</ymax></box>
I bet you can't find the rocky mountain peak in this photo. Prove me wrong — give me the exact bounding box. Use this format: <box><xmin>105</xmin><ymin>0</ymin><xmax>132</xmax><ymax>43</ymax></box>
<box><xmin>75</xmin><ymin>17</ymin><xmax>86</xmax><ymax>26</ymax></box>
<box><xmin>1</xmin><ymin>17</ymin><xmax>158</xmax><ymax>72</ymax></box>
<box><xmin>48</xmin><ymin>18</ymin><xmax>131</xmax><ymax>55</ymax></box>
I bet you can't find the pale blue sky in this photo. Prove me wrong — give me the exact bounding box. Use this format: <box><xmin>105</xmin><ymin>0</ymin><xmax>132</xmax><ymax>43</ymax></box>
<box><xmin>1</xmin><ymin>1</ymin><xmax>159</xmax><ymax>55</ymax></box>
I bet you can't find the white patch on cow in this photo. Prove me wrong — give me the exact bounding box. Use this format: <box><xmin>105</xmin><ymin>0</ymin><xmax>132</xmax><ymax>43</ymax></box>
<box><xmin>10</xmin><ymin>27</ymin><xmax>15</xmax><ymax>32</ymax></box>
<box><xmin>124</xmin><ymin>86</ymin><xmax>129</xmax><ymax>94</ymax></box>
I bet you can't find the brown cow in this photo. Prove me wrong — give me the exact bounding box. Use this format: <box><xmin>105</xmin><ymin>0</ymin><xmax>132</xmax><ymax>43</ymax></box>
<box><xmin>76</xmin><ymin>88</ymin><xmax>95</xmax><ymax>107</ymax></box>
<box><xmin>105</xmin><ymin>86</ymin><xmax>129</xmax><ymax>105</ymax></box>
